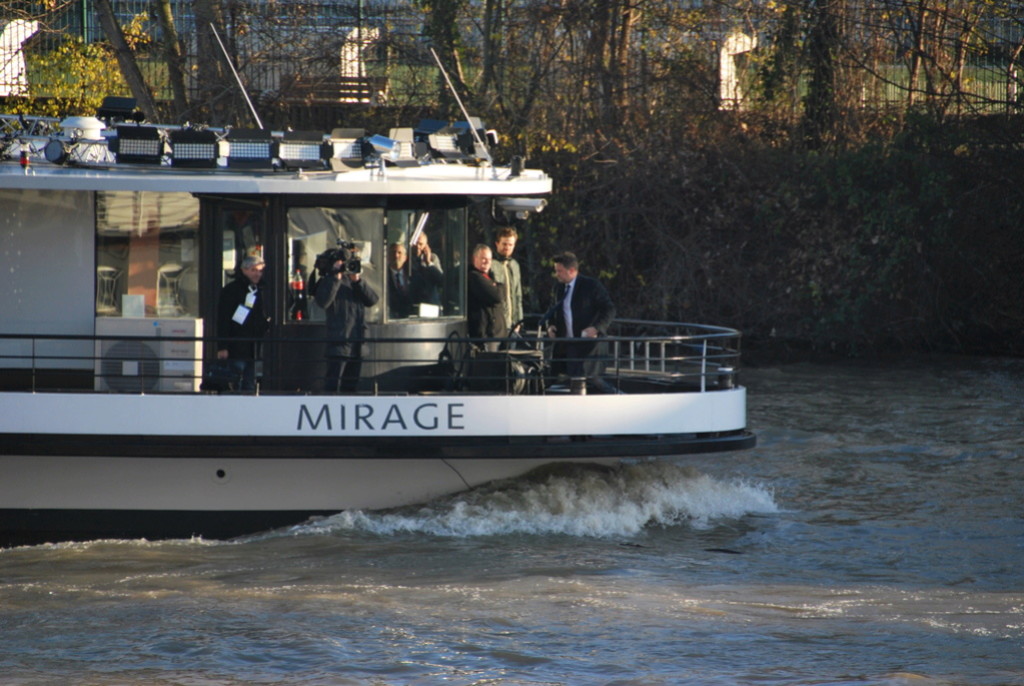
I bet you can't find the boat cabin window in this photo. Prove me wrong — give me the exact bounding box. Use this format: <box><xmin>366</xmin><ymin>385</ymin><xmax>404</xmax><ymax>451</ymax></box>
<box><xmin>95</xmin><ymin>191</ymin><xmax>200</xmax><ymax>318</ymax></box>
<box><xmin>217</xmin><ymin>207</ymin><xmax>266</xmax><ymax>288</ymax></box>
<box><xmin>286</xmin><ymin>206</ymin><xmax>466</xmax><ymax>323</ymax></box>
<box><xmin>384</xmin><ymin>207</ymin><xmax>466</xmax><ymax>320</ymax></box>
<box><xmin>287</xmin><ymin>207</ymin><xmax>384</xmax><ymax>324</ymax></box>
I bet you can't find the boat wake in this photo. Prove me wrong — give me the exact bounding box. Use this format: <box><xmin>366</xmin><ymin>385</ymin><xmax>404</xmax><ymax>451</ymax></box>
<box><xmin>290</xmin><ymin>461</ymin><xmax>778</xmax><ymax>539</ymax></box>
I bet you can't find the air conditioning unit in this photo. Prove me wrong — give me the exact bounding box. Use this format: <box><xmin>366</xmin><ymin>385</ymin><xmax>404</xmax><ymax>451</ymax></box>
<box><xmin>95</xmin><ymin>317</ymin><xmax>203</xmax><ymax>392</ymax></box>
<box><xmin>157</xmin><ymin>318</ymin><xmax>204</xmax><ymax>392</ymax></box>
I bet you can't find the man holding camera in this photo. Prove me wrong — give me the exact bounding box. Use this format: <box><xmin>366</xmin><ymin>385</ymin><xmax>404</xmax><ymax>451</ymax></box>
<box><xmin>315</xmin><ymin>249</ymin><xmax>379</xmax><ymax>393</ymax></box>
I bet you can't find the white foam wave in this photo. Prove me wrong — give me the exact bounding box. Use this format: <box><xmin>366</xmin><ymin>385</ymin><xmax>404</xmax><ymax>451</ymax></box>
<box><xmin>294</xmin><ymin>461</ymin><xmax>778</xmax><ymax>539</ymax></box>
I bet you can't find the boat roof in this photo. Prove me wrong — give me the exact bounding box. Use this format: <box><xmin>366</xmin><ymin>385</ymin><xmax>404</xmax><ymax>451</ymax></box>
<box><xmin>0</xmin><ymin>112</ymin><xmax>552</xmax><ymax>197</ymax></box>
<box><xmin>0</xmin><ymin>160</ymin><xmax>551</xmax><ymax>196</ymax></box>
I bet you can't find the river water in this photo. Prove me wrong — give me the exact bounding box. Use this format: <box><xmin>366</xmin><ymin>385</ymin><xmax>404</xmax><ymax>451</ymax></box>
<box><xmin>1</xmin><ymin>357</ymin><xmax>1021</xmax><ymax>685</ymax></box>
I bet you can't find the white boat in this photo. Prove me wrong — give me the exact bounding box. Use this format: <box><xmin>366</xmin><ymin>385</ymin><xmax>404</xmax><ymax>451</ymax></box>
<box><xmin>0</xmin><ymin>107</ymin><xmax>754</xmax><ymax>547</ymax></box>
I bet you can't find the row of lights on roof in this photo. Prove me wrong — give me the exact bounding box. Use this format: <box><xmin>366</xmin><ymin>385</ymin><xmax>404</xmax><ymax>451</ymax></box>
<box><xmin>33</xmin><ymin>96</ymin><xmax>498</xmax><ymax>171</ymax></box>
<box><xmin>44</xmin><ymin>120</ymin><xmax>494</xmax><ymax>170</ymax></box>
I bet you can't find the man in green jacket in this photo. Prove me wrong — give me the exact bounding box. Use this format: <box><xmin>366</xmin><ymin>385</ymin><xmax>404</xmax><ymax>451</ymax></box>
<box><xmin>491</xmin><ymin>226</ymin><xmax>523</xmax><ymax>332</ymax></box>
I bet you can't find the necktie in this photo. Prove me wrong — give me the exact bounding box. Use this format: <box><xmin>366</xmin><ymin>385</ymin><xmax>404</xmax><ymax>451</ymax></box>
<box><xmin>563</xmin><ymin>282</ymin><xmax>573</xmax><ymax>337</ymax></box>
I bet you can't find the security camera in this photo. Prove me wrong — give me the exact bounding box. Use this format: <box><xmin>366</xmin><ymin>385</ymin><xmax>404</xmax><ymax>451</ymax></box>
<box><xmin>496</xmin><ymin>197</ymin><xmax>547</xmax><ymax>218</ymax></box>
<box><xmin>367</xmin><ymin>134</ymin><xmax>399</xmax><ymax>160</ymax></box>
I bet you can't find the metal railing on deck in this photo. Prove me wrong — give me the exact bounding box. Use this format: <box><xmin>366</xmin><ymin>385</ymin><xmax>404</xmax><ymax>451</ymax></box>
<box><xmin>607</xmin><ymin>319</ymin><xmax>740</xmax><ymax>392</ymax></box>
<box><xmin>0</xmin><ymin>320</ymin><xmax>741</xmax><ymax>395</ymax></box>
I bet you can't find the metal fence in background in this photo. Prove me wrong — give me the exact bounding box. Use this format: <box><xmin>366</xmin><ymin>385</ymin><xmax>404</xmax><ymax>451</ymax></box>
<box><xmin>1</xmin><ymin>0</ymin><xmax>413</xmax><ymax>100</ymax></box>
<box><xmin>2</xmin><ymin>1</ymin><xmax>1023</xmax><ymax>110</ymax></box>
<box><xmin>12</xmin><ymin>0</ymin><xmax>408</xmax><ymax>44</ymax></box>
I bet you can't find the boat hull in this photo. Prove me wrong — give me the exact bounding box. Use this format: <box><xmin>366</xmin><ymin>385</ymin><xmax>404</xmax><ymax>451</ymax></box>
<box><xmin>0</xmin><ymin>453</ymin><xmax>615</xmax><ymax>547</ymax></box>
<box><xmin>0</xmin><ymin>431</ymin><xmax>753</xmax><ymax>547</ymax></box>
<box><xmin>0</xmin><ymin>389</ymin><xmax>753</xmax><ymax>547</ymax></box>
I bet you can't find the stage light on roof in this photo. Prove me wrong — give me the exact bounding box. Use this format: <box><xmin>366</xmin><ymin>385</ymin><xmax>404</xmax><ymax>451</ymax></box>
<box><xmin>113</xmin><ymin>125</ymin><xmax>163</xmax><ymax>165</ymax></box>
<box><xmin>425</xmin><ymin>118</ymin><xmax>492</xmax><ymax>164</ymax></box>
<box><xmin>227</xmin><ymin>128</ymin><xmax>276</xmax><ymax>170</ymax></box>
<box><xmin>170</xmin><ymin>129</ymin><xmax>219</xmax><ymax>168</ymax></box>
<box><xmin>328</xmin><ymin>128</ymin><xmax>366</xmax><ymax>171</ymax></box>
<box><xmin>387</xmin><ymin>128</ymin><xmax>427</xmax><ymax>167</ymax></box>
<box><xmin>279</xmin><ymin>130</ymin><xmax>328</xmax><ymax>170</ymax></box>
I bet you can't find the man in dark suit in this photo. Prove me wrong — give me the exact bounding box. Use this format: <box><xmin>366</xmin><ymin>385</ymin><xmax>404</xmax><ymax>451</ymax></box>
<box><xmin>542</xmin><ymin>251</ymin><xmax>617</xmax><ymax>393</ymax></box>
<box><xmin>386</xmin><ymin>242</ymin><xmax>415</xmax><ymax>318</ymax></box>
<box><xmin>216</xmin><ymin>255</ymin><xmax>270</xmax><ymax>391</ymax></box>
<box><xmin>387</xmin><ymin>240</ymin><xmax>444</xmax><ymax>319</ymax></box>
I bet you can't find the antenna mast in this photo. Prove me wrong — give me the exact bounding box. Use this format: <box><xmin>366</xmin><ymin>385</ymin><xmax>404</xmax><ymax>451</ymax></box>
<box><xmin>428</xmin><ymin>48</ymin><xmax>493</xmax><ymax>168</ymax></box>
<box><xmin>210</xmin><ymin>23</ymin><xmax>264</xmax><ymax>129</ymax></box>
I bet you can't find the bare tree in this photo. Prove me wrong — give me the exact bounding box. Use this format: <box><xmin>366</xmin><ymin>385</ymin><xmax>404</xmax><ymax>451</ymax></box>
<box><xmin>580</xmin><ymin>0</ymin><xmax>641</xmax><ymax>128</ymax></box>
<box><xmin>803</xmin><ymin>0</ymin><xmax>845</xmax><ymax>144</ymax></box>
<box><xmin>417</xmin><ymin>0</ymin><xmax>470</xmax><ymax>114</ymax></box>
<box><xmin>92</xmin><ymin>0</ymin><xmax>159</xmax><ymax>118</ymax></box>
<box><xmin>192</xmin><ymin>0</ymin><xmax>241</xmax><ymax>123</ymax></box>
<box><xmin>153</xmin><ymin>0</ymin><xmax>189</xmax><ymax>121</ymax></box>
<box><xmin>480</xmin><ymin>0</ymin><xmax>504</xmax><ymax>104</ymax></box>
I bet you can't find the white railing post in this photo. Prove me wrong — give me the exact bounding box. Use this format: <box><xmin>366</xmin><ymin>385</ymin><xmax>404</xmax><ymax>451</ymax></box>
<box><xmin>700</xmin><ymin>339</ymin><xmax>708</xmax><ymax>392</ymax></box>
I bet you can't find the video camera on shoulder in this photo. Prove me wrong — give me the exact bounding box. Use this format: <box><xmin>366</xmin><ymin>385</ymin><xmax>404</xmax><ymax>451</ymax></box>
<box><xmin>315</xmin><ymin>240</ymin><xmax>362</xmax><ymax>276</ymax></box>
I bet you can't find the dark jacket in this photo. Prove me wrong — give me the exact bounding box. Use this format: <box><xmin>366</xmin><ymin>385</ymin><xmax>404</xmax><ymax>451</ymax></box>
<box><xmin>543</xmin><ymin>274</ymin><xmax>616</xmax><ymax>380</ymax></box>
<box><xmin>410</xmin><ymin>253</ymin><xmax>444</xmax><ymax>306</ymax></box>
<box><xmin>543</xmin><ymin>274</ymin><xmax>615</xmax><ymax>338</ymax></box>
<box><xmin>315</xmin><ymin>275</ymin><xmax>379</xmax><ymax>357</ymax></box>
<box><xmin>388</xmin><ymin>261</ymin><xmax>444</xmax><ymax>318</ymax></box>
<box><xmin>467</xmin><ymin>268</ymin><xmax>508</xmax><ymax>344</ymax></box>
<box><xmin>217</xmin><ymin>276</ymin><xmax>271</xmax><ymax>360</ymax></box>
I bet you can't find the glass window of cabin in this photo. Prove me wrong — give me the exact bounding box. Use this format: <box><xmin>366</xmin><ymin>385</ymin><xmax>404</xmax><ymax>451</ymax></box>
<box><xmin>217</xmin><ymin>207</ymin><xmax>266</xmax><ymax>288</ymax></box>
<box><xmin>286</xmin><ymin>207</ymin><xmax>384</xmax><ymax>324</ymax></box>
<box><xmin>95</xmin><ymin>191</ymin><xmax>200</xmax><ymax>317</ymax></box>
<box><xmin>384</xmin><ymin>207</ymin><xmax>466</xmax><ymax>320</ymax></box>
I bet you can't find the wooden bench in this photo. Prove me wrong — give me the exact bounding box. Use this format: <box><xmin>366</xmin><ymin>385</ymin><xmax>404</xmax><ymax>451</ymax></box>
<box><xmin>282</xmin><ymin>74</ymin><xmax>388</xmax><ymax>105</ymax></box>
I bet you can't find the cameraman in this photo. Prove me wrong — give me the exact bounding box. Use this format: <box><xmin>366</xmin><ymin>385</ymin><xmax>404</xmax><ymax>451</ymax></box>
<box><xmin>315</xmin><ymin>250</ymin><xmax>379</xmax><ymax>393</ymax></box>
